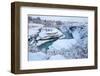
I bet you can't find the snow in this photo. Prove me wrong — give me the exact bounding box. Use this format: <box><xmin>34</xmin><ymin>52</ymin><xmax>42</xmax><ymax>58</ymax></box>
<box><xmin>28</xmin><ymin>16</ymin><xmax>88</xmax><ymax>61</ymax></box>
<box><xmin>37</xmin><ymin>27</ymin><xmax>64</xmax><ymax>40</ymax></box>
<box><xmin>48</xmin><ymin>39</ymin><xmax>77</xmax><ymax>51</ymax></box>
<box><xmin>49</xmin><ymin>55</ymin><xmax>66</xmax><ymax>60</ymax></box>
<box><xmin>28</xmin><ymin>23</ymin><xmax>44</xmax><ymax>36</ymax></box>
<box><xmin>29</xmin><ymin>23</ymin><xmax>44</xmax><ymax>28</ymax></box>
<box><xmin>28</xmin><ymin>52</ymin><xmax>47</xmax><ymax>61</ymax></box>
<box><xmin>29</xmin><ymin>28</ymin><xmax>38</xmax><ymax>36</ymax></box>
<box><xmin>35</xmin><ymin>27</ymin><xmax>65</xmax><ymax>46</ymax></box>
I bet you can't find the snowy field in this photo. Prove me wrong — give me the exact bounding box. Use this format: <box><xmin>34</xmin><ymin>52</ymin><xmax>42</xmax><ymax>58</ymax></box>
<box><xmin>28</xmin><ymin>15</ymin><xmax>88</xmax><ymax>61</ymax></box>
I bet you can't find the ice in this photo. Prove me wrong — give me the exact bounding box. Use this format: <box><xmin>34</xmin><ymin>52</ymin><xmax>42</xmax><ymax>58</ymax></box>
<box><xmin>28</xmin><ymin>52</ymin><xmax>47</xmax><ymax>61</ymax></box>
<box><xmin>36</xmin><ymin>39</ymin><xmax>54</xmax><ymax>46</ymax></box>
<box><xmin>28</xmin><ymin>16</ymin><xmax>88</xmax><ymax>61</ymax></box>
<box><xmin>49</xmin><ymin>55</ymin><xmax>66</xmax><ymax>60</ymax></box>
<box><xmin>72</xmin><ymin>30</ymin><xmax>80</xmax><ymax>40</ymax></box>
<box><xmin>48</xmin><ymin>39</ymin><xmax>77</xmax><ymax>51</ymax></box>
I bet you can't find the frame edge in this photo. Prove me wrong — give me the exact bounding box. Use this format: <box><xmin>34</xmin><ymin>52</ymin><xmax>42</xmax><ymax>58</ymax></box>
<box><xmin>11</xmin><ymin>2</ymin><xmax>98</xmax><ymax>74</ymax></box>
<box><xmin>11</xmin><ymin>2</ymin><xmax>16</xmax><ymax>73</ymax></box>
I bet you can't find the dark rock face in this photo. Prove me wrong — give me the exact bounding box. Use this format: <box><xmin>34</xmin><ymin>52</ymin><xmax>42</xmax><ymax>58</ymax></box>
<box><xmin>62</xmin><ymin>30</ymin><xmax>73</xmax><ymax>39</ymax></box>
<box><xmin>58</xmin><ymin>26</ymin><xmax>73</xmax><ymax>39</ymax></box>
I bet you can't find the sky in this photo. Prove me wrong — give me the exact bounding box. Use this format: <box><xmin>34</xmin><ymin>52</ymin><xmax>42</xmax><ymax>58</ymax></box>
<box><xmin>29</xmin><ymin>15</ymin><xmax>88</xmax><ymax>23</ymax></box>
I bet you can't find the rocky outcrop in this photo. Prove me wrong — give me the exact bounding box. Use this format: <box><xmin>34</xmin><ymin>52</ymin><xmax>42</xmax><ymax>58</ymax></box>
<box><xmin>36</xmin><ymin>27</ymin><xmax>65</xmax><ymax>46</ymax></box>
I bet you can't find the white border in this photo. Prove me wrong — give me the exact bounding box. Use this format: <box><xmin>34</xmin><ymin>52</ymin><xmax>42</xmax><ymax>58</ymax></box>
<box><xmin>20</xmin><ymin>7</ymin><xmax>95</xmax><ymax>70</ymax></box>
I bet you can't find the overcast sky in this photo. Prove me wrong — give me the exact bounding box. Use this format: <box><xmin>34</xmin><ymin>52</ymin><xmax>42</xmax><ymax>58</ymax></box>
<box><xmin>29</xmin><ymin>15</ymin><xmax>88</xmax><ymax>23</ymax></box>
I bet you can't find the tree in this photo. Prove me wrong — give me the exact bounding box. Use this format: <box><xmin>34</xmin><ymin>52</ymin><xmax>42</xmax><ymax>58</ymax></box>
<box><xmin>28</xmin><ymin>16</ymin><xmax>33</xmax><ymax>23</ymax></box>
<box><xmin>37</xmin><ymin>17</ymin><xmax>41</xmax><ymax>20</ymax></box>
<box><xmin>56</xmin><ymin>21</ymin><xmax>62</xmax><ymax>25</ymax></box>
<box><xmin>36</xmin><ymin>17</ymin><xmax>41</xmax><ymax>24</ymax></box>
